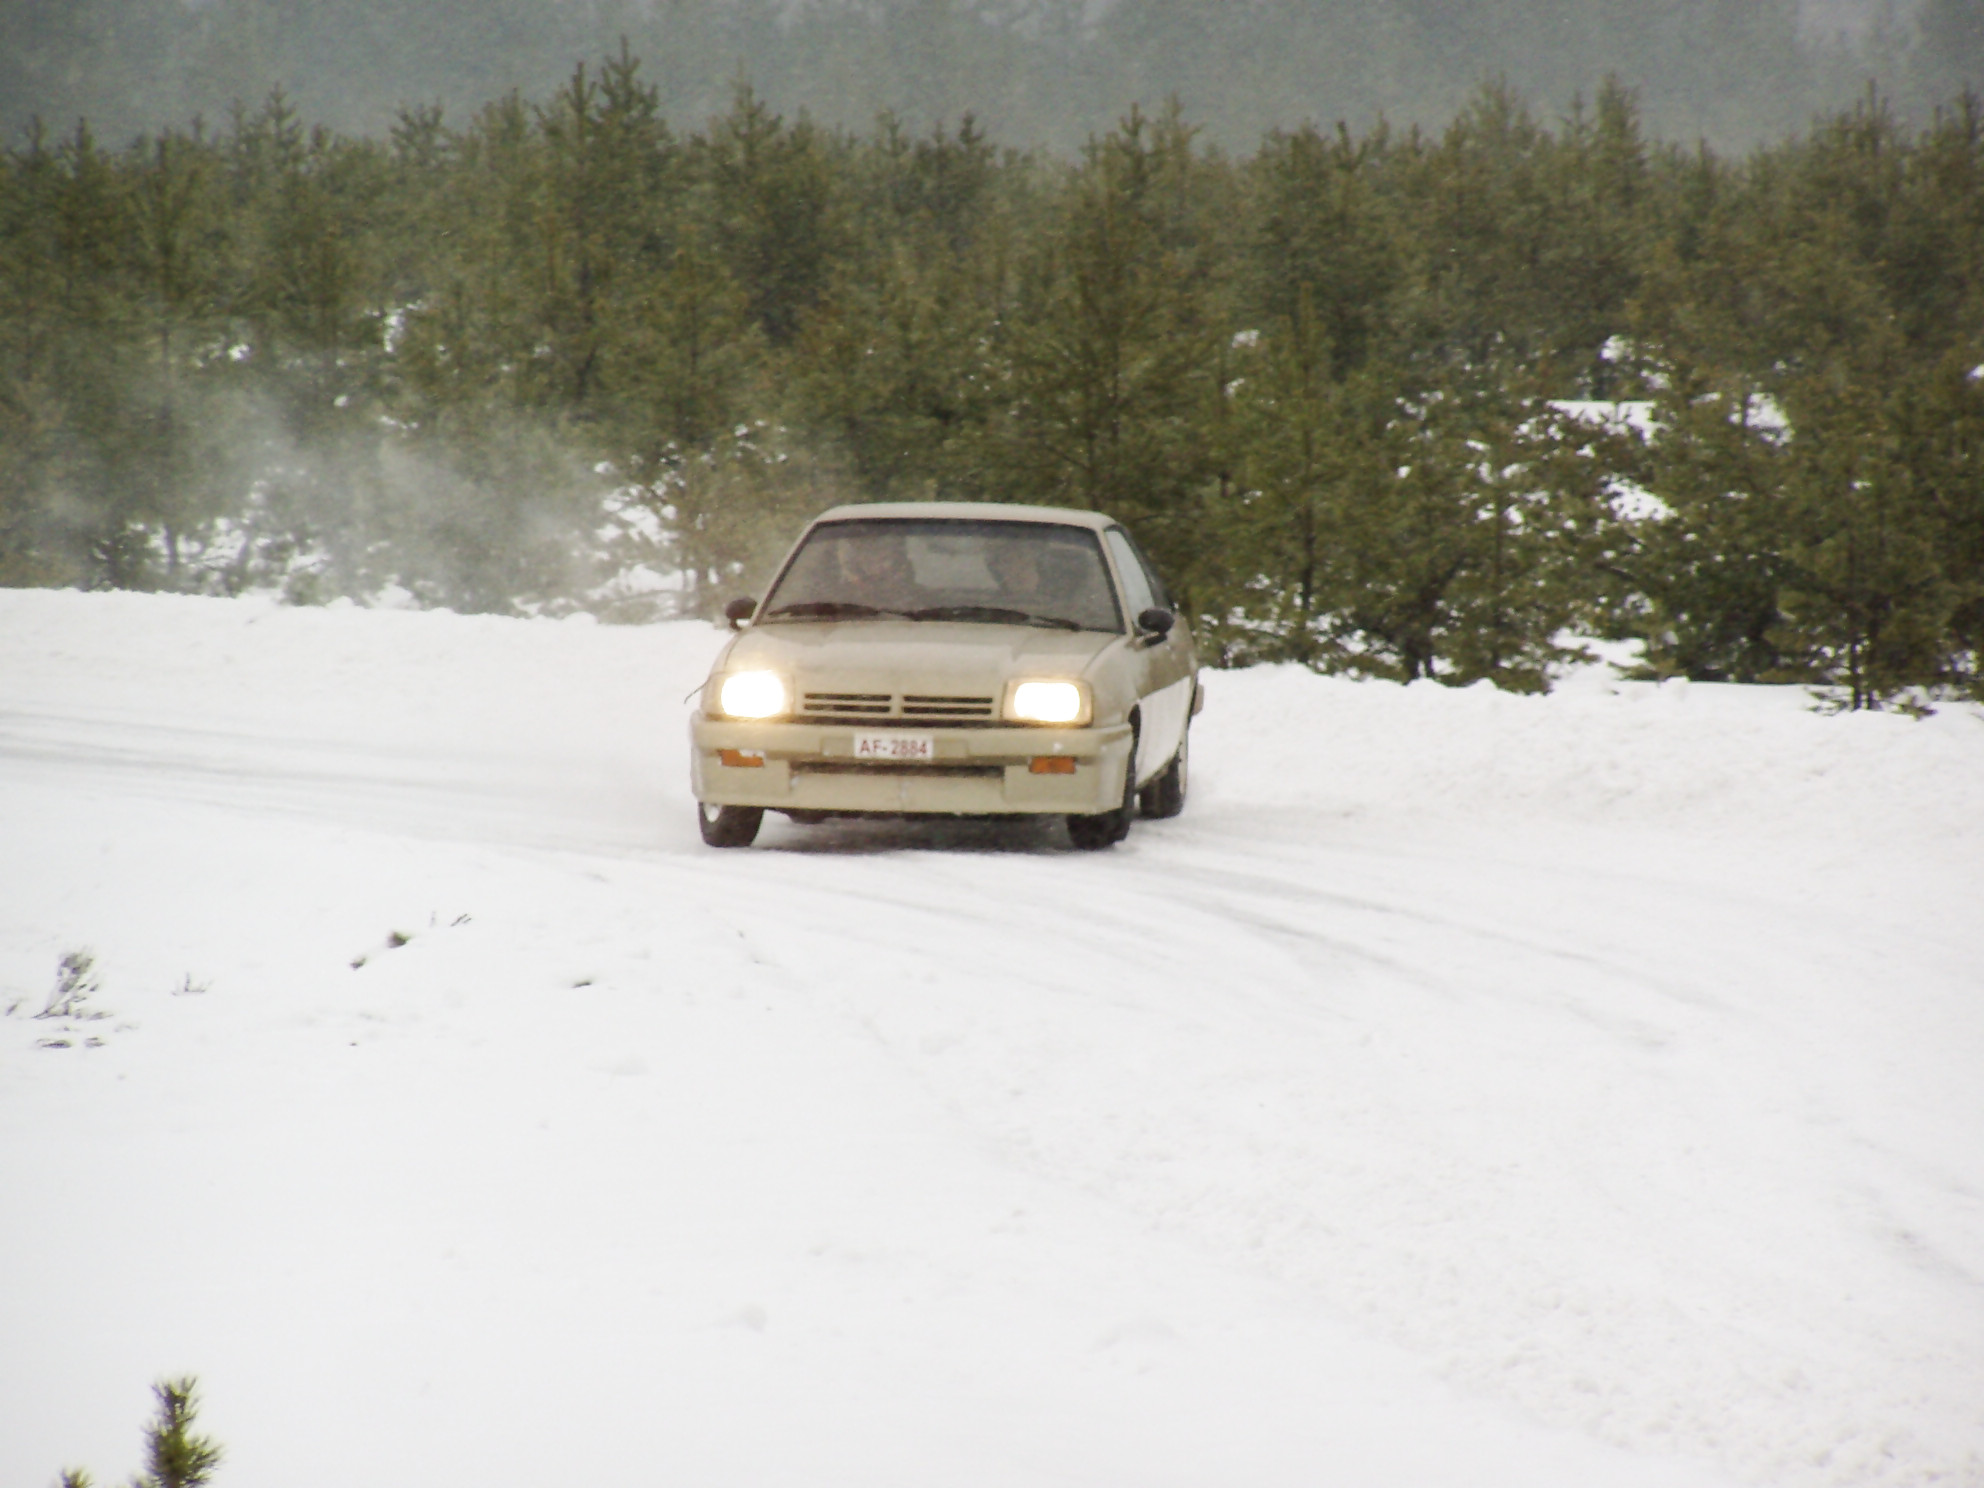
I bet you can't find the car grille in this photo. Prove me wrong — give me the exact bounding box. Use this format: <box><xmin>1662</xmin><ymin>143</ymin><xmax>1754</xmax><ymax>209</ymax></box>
<box><xmin>801</xmin><ymin>691</ymin><xmax>998</xmax><ymax>722</ymax></box>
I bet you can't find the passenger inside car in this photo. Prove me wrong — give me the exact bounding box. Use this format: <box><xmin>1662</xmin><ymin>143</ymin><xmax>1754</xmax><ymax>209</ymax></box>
<box><xmin>987</xmin><ymin>539</ymin><xmax>1046</xmax><ymax>602</ymax></box>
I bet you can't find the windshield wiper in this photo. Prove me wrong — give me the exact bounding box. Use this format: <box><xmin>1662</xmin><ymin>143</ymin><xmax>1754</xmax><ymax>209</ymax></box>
<box><xmin>764</xmin><ymin>600</ymin><xmax>911</xmax><ymax>620</ymax></box>
<box><xmin>907</xmin><ymin>604</ymin><xmax>1083</xmax><ymax>631</ymax></box>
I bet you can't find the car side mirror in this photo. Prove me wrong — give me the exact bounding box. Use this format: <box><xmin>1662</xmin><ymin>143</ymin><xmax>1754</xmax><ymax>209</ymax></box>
<box><xmin>724</xmin><ymin>596</ymin><xmax>757</xmax><ymax>630</ymax></box>
<box><xmin>1137</xmin><ymin>606</ymin><xmax>1175</xmax><ymax>639</ymax></box>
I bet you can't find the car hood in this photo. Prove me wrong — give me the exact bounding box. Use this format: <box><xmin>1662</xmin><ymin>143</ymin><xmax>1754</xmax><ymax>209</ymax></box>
<box><xmin>717</xmin><ymin>619</ymin><xmax>1122</xmax><ymax>695</ymax></box>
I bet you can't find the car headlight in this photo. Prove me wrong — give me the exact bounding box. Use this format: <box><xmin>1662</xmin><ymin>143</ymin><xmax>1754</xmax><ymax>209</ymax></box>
<box><xmin>717</xmin><ymin>670</ymin><xmax>787</xmax><ymax>720</ymax></box>
<box><xmin>1007</xmin><ymin>680</ymin><xmax>1087</xmax><ymax>725</ymax></box>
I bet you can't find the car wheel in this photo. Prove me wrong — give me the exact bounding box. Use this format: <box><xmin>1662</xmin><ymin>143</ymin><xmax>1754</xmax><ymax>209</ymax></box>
<box><xmin>1139</xmin><ymin>727</ymin><xmax>1188</xmax><ymax>819</ymax></box>
<box><xmin>1067</xmin><ymin>719</ymin><xmax>1138</xmax><ymax>850</ymax></box>
<box><xmin>697</xmin><ymin>802</ymin><xmax>763</xmax><ymax>847</ymax></box>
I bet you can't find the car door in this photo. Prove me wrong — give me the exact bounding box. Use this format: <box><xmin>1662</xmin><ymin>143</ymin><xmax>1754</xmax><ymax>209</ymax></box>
<box><xmin>1103</xmin><ymin>526</ymin><xmax>1194</xmax><ymax>785</ymax></box>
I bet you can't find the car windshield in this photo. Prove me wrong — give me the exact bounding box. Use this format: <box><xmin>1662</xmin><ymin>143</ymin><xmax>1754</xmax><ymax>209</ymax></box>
<box><xmin>759</xmin><ymin>519</ymin><xmax>1124</xmax><ymax>633</ymax></box>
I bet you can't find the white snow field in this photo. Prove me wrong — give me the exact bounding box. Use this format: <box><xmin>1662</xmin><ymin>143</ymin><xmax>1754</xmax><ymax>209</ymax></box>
<box><xmin>3</xmin><ymin>587</ymin><xmax>1981</xmax><ymax>1488</ymax></box>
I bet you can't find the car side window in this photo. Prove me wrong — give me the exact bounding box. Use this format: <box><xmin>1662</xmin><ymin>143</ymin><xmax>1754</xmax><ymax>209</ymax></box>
<box><xmin>1121</xmin><ymin>529</ymin><xmax>1172</xmax><ymax>610</ymax></box>
<box><xmin>1104</xmin><ymin>527</ymin><xmax>1166</xmax><ymax>618</ymax></box>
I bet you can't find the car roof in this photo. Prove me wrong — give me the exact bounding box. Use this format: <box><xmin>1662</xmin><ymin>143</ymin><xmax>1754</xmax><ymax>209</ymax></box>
<box><xmin>809</xmin><ymin>501</ymin><xmax>1116</xmax><ymax>532</ymax></box>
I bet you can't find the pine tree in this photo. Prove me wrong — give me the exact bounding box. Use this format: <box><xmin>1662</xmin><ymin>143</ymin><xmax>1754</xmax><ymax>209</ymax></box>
<box><xmin>57</xmin><ymin>1376</ymin><xmax>222</xmax><ymax>1488</ymax></box>
<box><xmin>995</xmin><ymin>104</ymin><xmax>1231</xmax><ymax>601</ymax></box>
<box><xmin>793</xmin><ymin>112</ymin><xmax>1017</xmax><ymax>502</ymax></box>
<box><xmin>1604</xmin><ymin>364</ymin><xmax>1797</xmax><ymax>683</ymax></box>
<box><xmin>120</xmin><ymin>124</ymin><xmax>235</xmax><ymax>582</ymax></box>
<box><xmin>697</xmin><ymin>83</ymin><xmax>847</xmax><ymax>349</ymax></box>
<box><xmin>1774</xmin><ymin>376</ymin><xmax>1963</xmax><ymax>706</ymax></box>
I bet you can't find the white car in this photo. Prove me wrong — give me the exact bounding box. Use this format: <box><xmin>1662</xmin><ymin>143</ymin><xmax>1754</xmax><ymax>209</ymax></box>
<box><xmin>689</xmin><ymin>502</ymin><xmax>1201</xmax><ymax>848</ymax></box>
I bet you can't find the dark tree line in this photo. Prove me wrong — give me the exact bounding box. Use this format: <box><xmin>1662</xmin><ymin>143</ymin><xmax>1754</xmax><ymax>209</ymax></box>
<box><xmin>3</xmin><ymin>55</ymin><xmax>1981</xmax><ymax>703</ymax></box>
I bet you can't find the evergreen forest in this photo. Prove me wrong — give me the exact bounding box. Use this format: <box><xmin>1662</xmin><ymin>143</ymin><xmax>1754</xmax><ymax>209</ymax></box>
<box><xmin>3</xmin><ymin>46</ymin><xmax>1982</xmax><ymax>704</ymax></box>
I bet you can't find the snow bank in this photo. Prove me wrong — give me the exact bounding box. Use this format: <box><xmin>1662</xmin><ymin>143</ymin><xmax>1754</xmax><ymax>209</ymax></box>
<box><xmin>1205</xmin><ymin>659</ymin><xmax>1984</xmax><ymax>845</ymax></box>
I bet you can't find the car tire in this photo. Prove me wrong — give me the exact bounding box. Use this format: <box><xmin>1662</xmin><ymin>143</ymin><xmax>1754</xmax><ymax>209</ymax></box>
<box><xmin>697</xmin><ymin>802</ymin><xmax>763</xmax><ymax>847</ymax></box>
<box><xmin>1067</xmin><ymin>719</ymin><xmax>1138</xmax><ymax>850</ymax></box>
<box><xmin>1139</xmin><ymin>727</ymin><xmax>1188</xmax><ymax>819</ymax></box>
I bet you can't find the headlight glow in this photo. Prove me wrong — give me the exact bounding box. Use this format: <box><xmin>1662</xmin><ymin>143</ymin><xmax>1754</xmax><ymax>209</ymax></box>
<box><xmin>1009</xmin><ymin>680</ymin><xmax>1085</xmax><ymax>724</ymax></box>
<box><xmin>718</xmin><ymin>671</ymin><xmax>787</xmax><ymax>719</ymax></box>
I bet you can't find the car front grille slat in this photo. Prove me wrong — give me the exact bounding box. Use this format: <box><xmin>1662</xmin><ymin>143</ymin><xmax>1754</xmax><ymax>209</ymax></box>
<box><xmin>802</xmin><ymin>691</ymin><xmax>997</xmax><ymax>721</ymax></box>
<box><xmin>902</xmin><ymin>694</ymin><xmax>996</xmax><ymax>718</ymax></box>
<box><xmin>803</xmin><ymin>691</ymin><xmax>893</xmax><ymax>718</ymax></box>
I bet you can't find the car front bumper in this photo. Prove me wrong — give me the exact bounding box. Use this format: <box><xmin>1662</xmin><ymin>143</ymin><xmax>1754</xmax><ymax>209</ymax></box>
<box><xmin>690</xmin><ymin>716</ymin><xmax>1135</xmax><ymax>816</ymax></box>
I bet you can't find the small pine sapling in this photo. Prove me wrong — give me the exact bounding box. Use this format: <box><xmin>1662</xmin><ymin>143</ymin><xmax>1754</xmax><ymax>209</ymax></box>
<box><xmin>56</xmin><ymin>1377</ymin><xmax>222</xmax><ymax>1488</ymax></box>
<box><xmin>138</xmin><ymin>1377</ymin><xmax>223</xmax><ymax>1488</ymax></box>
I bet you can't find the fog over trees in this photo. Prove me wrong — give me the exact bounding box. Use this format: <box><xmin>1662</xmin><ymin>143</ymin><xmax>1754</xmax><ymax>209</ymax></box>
<box><xmin>3</xmin><ymin>0</ymin><xmax>1980</xmax><ymax>153</ymax></box>
<box><xmin>1</xmin><ymin>9</ymin><xmax>1981</xmax><ymax>706</ymax></box>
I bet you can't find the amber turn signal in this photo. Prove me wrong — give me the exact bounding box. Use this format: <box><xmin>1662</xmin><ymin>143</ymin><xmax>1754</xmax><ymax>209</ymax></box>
<box><xmin>719</xmin><ymin>749</ymin><xmax>766</xmax><ymax>768</ymax></box>
<box><xmin>1028</xmin><ymin>756</ymin><xmax>1077</xmax><ymax>774</ymax></box>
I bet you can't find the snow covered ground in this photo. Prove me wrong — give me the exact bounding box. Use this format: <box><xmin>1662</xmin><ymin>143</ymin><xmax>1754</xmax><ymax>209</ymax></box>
<box><xmin>3</xmin><ymin>588</ymin><xmax>1981</xmax><ymax>1488</ymax></box>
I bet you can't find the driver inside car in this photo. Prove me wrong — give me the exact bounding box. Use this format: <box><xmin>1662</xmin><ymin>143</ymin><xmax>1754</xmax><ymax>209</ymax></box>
<box><xmin>833</xmin><ymin>530</ymin><xmax>920</xmax><ymax>609</ymax></box>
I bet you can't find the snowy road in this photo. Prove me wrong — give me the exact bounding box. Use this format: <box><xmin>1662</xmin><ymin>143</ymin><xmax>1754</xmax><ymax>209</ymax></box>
<box><xmin>3</xmin><ymin>590</ymin><xmax>1981</xmax><ymax>1488</ymax></box>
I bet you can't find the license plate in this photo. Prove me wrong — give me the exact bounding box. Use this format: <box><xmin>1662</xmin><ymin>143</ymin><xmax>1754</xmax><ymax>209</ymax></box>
<box><xmin>854</xmin><ymin>732</ymin><xmax>935</xmax><ymax>762</ymax></box>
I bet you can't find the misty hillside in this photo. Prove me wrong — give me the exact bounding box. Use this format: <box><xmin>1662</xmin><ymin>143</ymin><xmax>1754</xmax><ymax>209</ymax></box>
<box><xmin>3</xmin><ymin>0</ymin><xmax>1981</xmax><ymax>154</ymax></box>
